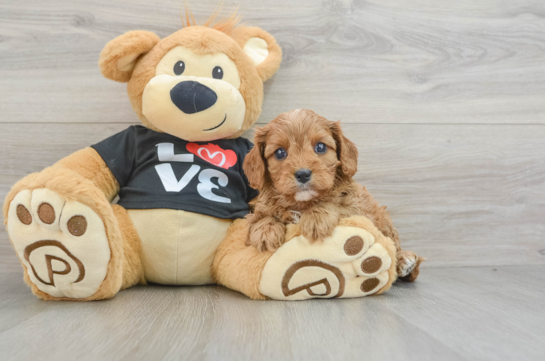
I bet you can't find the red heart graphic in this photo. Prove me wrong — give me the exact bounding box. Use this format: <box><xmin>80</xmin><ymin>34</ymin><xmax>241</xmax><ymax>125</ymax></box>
<box><xmin>186</xmin><ymin>143</ymin><xmax>237</xmax><ymax>169</ymax></box>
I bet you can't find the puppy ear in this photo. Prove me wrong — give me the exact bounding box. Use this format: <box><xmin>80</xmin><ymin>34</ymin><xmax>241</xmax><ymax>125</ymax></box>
<box><xmin>231</xmin><ymin>26</ymin><xmax>282</xmax><ymax>82</ymax></box>
<box><xmin>243</xmin><ymin>126</ymin><xmax>269</xmax><ymax>190</ymax></box>
<box><xmin>99</xmin><ymin>31</ymin><xmax>160</xmax><ymax>83</ymax></box>
<box><xmin>329</xmin><ymin>121</ymin><xmax>358</xmax><ymax>178</ymax></box>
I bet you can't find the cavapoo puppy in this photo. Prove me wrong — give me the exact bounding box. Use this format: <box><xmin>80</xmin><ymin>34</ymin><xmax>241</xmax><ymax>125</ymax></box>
<box><xmin>243</xmin><ymin>109</ymin><xmax>423</xmax><ymax>280</ymax></box>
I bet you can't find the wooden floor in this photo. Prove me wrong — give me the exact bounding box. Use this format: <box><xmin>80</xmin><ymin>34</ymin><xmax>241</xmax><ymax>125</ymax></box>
<box><xmin>1</xmin><ymin>266</ymin><xmax>544</xmax><ymax>361</ymax></box>
<box><xmin>1</xmin><ymin>0</ymin><xmax>545</xmax><ymax>360</ymax></box>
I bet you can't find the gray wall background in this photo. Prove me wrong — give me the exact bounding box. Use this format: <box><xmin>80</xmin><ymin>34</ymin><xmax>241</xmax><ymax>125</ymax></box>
<box><xmin>1</xmin><ymin>0</ymin><xmax>544</xmax><ymax>271</ymax></box>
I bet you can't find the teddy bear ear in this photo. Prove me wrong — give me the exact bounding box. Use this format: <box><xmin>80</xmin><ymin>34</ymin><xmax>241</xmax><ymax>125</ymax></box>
<box><xmin>231</xmin><ymin>26</ymin><xmax>282</xmax><ymax>82</ymax></box>
<box><xmin>99</xmin><ymin>31</ymin><xmax>160</xmax><ymax>83</ymax></box>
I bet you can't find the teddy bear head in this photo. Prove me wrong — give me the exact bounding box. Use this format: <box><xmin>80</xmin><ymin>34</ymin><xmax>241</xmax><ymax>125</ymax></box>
<box><xmin>99</xmin><ymin>14</ymin><xmax>282</xmax><ymax>142</ymax></box>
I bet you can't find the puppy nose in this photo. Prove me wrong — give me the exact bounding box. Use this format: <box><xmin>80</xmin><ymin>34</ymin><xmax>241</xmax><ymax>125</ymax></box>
<box><xmin>295</xmin><ymin>169</ymin><xmax>312</xmax><ymax>184</ymax></box>
<box><xmin>170</xmin><ymin>81</ymin><xmax>217</xmax><ymax>114</ymax></box>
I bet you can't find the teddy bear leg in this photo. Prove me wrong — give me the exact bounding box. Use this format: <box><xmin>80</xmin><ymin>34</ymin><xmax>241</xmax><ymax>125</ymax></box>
<box><xmin>212</xmin><ymin>216</ymin><xmax>397</xmax><ymax>300</ymax></box>
<box><xmin>212</xmin><ymin>219</ymin><xmax>273</xmax><ymax>300</ymax></box>
<box><xmin>111</xmin><ymin>205</ymin><xmax>146</xmax><ymax>290</ymax></box>
<box><xmin>4</xmin><ymin>170</ymin><xmax>143</xmax><ymax>300</ymax></box>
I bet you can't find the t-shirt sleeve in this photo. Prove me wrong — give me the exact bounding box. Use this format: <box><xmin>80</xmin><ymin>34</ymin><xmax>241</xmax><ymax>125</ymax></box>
<box><xmin>91</xmin><ymin>126</ymin><xmax>137</xmax><ymax>187</ymax></box>
<box><xmin>241</xmin><ymin>138</ymin><xmax>260</xmax><ymax>202</ymax></box>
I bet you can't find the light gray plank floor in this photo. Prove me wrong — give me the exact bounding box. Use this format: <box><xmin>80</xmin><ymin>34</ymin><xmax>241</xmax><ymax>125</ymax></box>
<box><xmin>1</xmin><ymin>265</ymin><xmax>544</xmax><ymax>361</ymax></box>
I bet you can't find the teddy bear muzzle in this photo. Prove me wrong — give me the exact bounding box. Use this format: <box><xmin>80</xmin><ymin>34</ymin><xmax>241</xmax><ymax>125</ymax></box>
<box><xmin>142</xmin><ymin>74</ymin><xmax>246</xmax><ymax>142</ymax></box>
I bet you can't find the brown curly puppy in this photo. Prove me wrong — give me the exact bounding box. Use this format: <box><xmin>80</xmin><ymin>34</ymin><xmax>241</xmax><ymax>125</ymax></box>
<box><xmin>243</xmin><ymin>109</ymin><xmax>423</xmax><ymax>281</ymax></box>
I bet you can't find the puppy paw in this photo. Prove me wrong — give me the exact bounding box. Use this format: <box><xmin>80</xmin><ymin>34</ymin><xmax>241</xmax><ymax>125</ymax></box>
<box><xmin>396</xmin><ymin>250</ymin><xmax>424</xmax><ymax>281</ymax></box>
<box><xmin>248</xmin><ymin>218</ymin><xmax>286</xmax><ymax>252</ymax></box>
<box><xmin>299</xmin><ymin>209</ymin><xmax>338</xmax><ymax>242</ymax></box>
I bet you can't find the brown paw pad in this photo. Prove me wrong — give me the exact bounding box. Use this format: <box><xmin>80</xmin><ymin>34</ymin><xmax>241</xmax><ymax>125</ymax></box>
<box><xmin>38</xmin><ymin>203</ymin><xmax>55</xmax><ymax>224</ymax></box>
<box><xmin>361</xmin><ymin>256</ymin><xmax>382</xmax><ymax>274</ymax></box>
<box><xmin>361</xmin><ymin>277</ymin><xmax>380</xmax><ymax>293</ymax></box>
<box><xmin>344</xmin><ymin>236</ymin><xmax>364</xmax><ymax>256</ymax></box>
<box><xmin>67</xmin><ymin>216</ymin><xmax>87</xmax><ymax>237</ymax></box>
<box><xmin>16</xmin><ymin>204</ymin><xmax>32</xmax><ymax>225</ymax></box>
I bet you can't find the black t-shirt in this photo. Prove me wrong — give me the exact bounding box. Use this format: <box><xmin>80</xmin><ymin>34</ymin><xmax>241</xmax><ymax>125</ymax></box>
<box><xmin>91</xmin><ymin>125</ymin><xmax>258</xmax><ymax>219</ymax></box>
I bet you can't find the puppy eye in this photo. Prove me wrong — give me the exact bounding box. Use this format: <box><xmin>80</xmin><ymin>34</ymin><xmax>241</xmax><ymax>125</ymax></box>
<box><xmin>173</xmin><ymin>61</ymin><xmax>185</xmax><ymax>75</ymax></box>
<box><xmin>212</xmin><ymin>66</ymin><xmax>223</xmax><ymax>79</ymax></box>
<box><xmin>274</xmin><ymin>148</ymin><xmax>287</xmax><ymax>160</ymax></box>
<box><xmin>315</xmin><ymin>142</ymin><xmax>327</xmax><ymax>154</ymax></box>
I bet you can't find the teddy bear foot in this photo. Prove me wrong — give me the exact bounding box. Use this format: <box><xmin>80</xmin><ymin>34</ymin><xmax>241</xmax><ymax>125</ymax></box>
<box><xmin>259</xmin><ymin>220</ymin><xmax>397</xmax><ymax>300</ymax></box>
<box><xmin>7</xmin><ymin>188</ymin><xmax>112</xmax><ymax>299</ymax></box>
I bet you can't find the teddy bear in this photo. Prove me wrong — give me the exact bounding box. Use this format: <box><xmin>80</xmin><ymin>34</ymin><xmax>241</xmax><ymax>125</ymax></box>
<box><xmin>3</xmin><ymin>12</ymin><xmax>398</xmax><ymax>301</ymax></box>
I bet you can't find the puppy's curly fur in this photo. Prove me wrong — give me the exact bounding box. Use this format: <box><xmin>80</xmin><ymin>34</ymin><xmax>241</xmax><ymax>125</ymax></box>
<box><xmin>243</xmin><ymin>109</ymin><xmax>423</xmax><ymax>281</ymax></box>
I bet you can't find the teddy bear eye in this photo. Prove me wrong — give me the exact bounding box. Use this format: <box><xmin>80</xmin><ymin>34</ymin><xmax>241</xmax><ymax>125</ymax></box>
<box><xmin>212</xmin><ymin>66</ymin><xmax>223</xmax><ymax>79</ymax></box>
<box><xmin>274</xmin><ymin>148</ymin><xmax>287</xmax><ymax>160</ymax></box>
<box><xmin>315</xmin><ymin>142</ymin><xmax>327</xmax><ymax>154</ymax></box>
<box><xmin>173</xmin><ymin>61</ymin><xmax>185</xmax><ymax>75</ymax></box>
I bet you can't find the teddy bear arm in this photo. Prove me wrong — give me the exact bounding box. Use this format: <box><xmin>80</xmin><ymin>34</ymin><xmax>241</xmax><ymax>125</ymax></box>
<box><xmin>53</xmin><ymin>147</ymin><xmax>120</xmax><ymax>201</ymax></box>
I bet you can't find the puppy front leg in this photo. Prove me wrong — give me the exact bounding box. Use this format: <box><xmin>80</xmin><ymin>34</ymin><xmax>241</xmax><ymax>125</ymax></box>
<box><xmin>247</xmin><ymin>216</ymin><xmax>286</xmax><ymax>252</ymax></box>
<box><xmin>299</xmin><ymin>205</ymin><xmax>340</xmax><ymax>242</ymax></box>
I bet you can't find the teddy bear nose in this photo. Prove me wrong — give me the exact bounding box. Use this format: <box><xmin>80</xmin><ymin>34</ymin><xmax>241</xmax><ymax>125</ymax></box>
<box><xmin>295</xmin><ymin>169</ymin><xmax>312</xmax><ymax>184</ymax></box>
<box><xmin>170</xmin><ymin>81</ymin><xmax>218</xmax><ymax>114</ymax></box>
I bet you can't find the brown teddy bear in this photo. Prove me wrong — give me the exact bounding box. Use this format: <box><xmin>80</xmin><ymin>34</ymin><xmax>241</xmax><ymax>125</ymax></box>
<box><xmin>3</xmin><ymin>12</ymin><xmax>398</xmax><ymax>301</ymax></box>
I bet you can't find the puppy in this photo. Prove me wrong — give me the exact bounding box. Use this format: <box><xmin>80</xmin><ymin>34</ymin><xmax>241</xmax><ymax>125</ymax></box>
<box><xmin>243</xmin><ymin>109</ymin><xmax>423</xmax><ymax>280</ymax></box>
